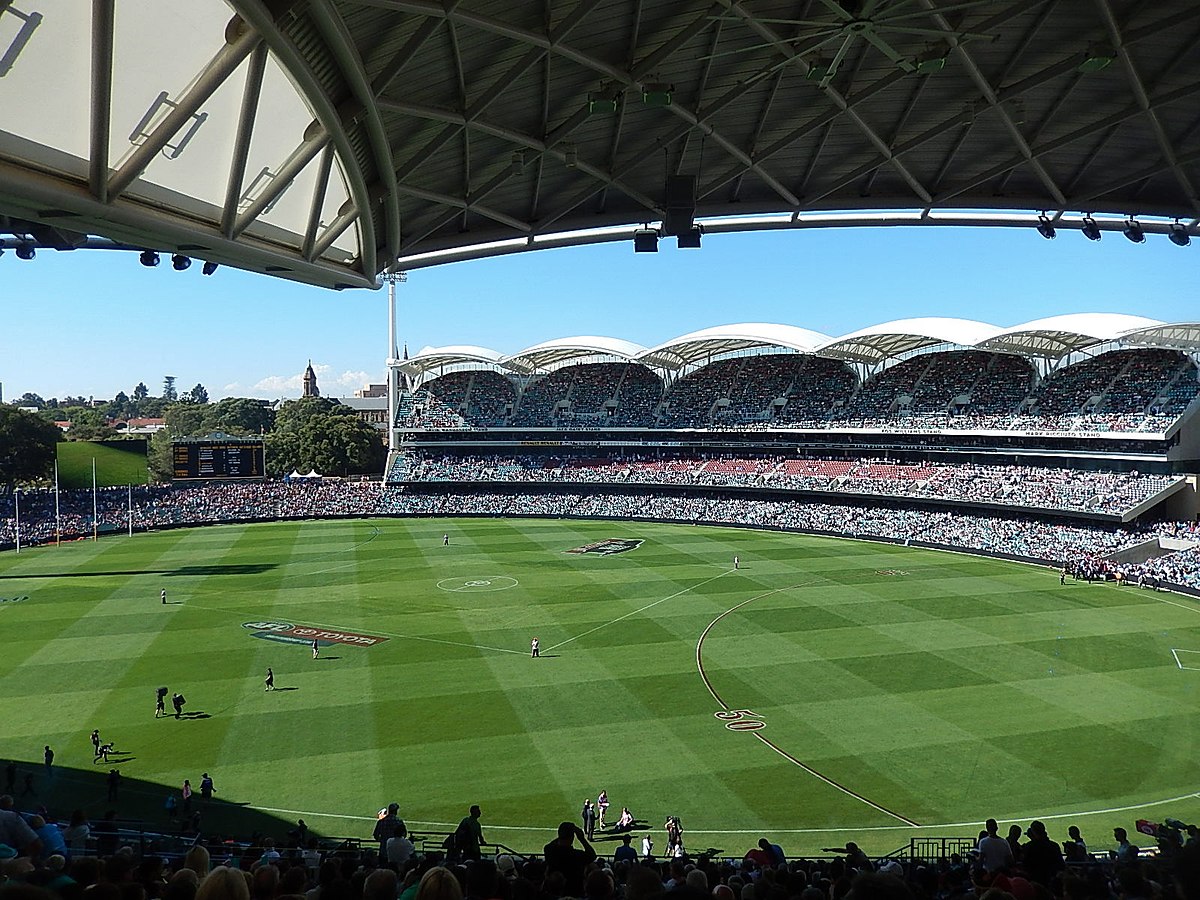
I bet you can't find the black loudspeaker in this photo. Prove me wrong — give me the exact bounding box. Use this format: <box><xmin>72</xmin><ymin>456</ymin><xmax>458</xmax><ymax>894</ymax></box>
<box><xmin>663</xmin><ymin>175</ymin><xmax>696</xmax><ymax>236</ymax></box>
<box><xmin>633</xmin><ymin>229</ymin><xmax>659</xmax><ymax>252</ymax></box>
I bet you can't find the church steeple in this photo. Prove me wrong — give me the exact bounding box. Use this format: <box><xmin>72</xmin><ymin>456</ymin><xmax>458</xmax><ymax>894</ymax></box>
<box><xmin>302</xmin><ymin>359</ymin><xmax>320</xmax><ymax>398</ymax></box>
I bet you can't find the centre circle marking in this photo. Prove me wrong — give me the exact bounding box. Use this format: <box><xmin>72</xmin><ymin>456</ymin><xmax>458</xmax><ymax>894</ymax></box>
<box><xmin>437</xmin><ymin>575</ymin><xmax>519</xmax><ymax>593</ymax></box>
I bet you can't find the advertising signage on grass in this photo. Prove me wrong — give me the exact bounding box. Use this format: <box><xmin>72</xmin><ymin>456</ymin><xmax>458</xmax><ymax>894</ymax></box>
<box><xmin>172</xmin><ymin>440</ymin><xmax>265</xmax><ymax>480</ymax></box>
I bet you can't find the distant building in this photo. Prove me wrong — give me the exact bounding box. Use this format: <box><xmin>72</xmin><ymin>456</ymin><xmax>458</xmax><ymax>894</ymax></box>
<box><xmin>355</xmin><ymin>383</ymin><xmax>387</xmax><ymax>398</ymax></box>
<box><xmin>114</xmin><ymin>417</ymin><xmax>167</xmax><ymax>435</ymax></box>
<box><xmin>303</xmin><ymin>360</ymin><xmax>320</xmax><ymax>398</ymax></box>
<box><xmin>339</xmin><ymin>396</ymin><xmax>388</xmax><ymax>431</ymax></box>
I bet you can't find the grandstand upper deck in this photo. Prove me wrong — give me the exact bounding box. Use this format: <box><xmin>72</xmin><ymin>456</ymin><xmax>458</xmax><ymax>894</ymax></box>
<box><xmin>393</xmin><ymin>341</ymin><xmax>1200</xmax><ymax>439</ymax></box>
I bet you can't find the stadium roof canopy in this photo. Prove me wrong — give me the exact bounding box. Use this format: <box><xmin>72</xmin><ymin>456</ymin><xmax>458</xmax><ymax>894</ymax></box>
<box><xmin>505</xmin><ymin>335</ymin><xmax>648</xmax><ymax>373</ymax></box>
<box><xmin>1</xmin><ymin>1</ymin><xmax>1199</xmax><ymax>289</ymax></box>
<box><xmin>1121</xmin><ymin>322</ymin><xmax>1200</xmax><ymax>350</ymax></box>
<box><xmin>641</xmin><ymin>323</ymin><xmax>833</xmax><ymax>369</ymax></box>
<box><xmin>818</xmin><ymin>317</ymin><xmax>1001</xmax><ymax>364</ymax></box>
<box><xmin>977</xmin><ymin>312</ymin><xmax>1164</xmax><ymax>356</ymax></box>
<box><xmin>404</xmin><ymin>344</ymin><xmax>506</xmax><ymax>373</ymax></box>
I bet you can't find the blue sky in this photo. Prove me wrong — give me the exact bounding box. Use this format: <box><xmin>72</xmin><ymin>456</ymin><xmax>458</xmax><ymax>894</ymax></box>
<box><xmin>2</xmin><ymin>225</ymin><xmax>1195</xmax><ymax>402</ymax></box>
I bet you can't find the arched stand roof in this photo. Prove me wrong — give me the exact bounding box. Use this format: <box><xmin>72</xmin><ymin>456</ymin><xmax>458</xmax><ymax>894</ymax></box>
<box><xmin>1</xmin><ymin>1</ymin><xmax>1198</xmax><ymax>287</ymax></box>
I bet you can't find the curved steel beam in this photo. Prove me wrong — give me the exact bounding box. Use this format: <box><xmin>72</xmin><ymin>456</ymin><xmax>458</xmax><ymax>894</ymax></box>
<box><xmin>228</xmin><ymin>1</ymin><xmax>380</xmax><ymax>280</ymax></box>
<box><xmin>306</xmin><ymin>1</ymin><xmax>403</xmax><ymax>263</ymax></box>
<box><xmin>367</xmin><ymin>0</ymin><xmax>801</xmax><ymax>208</ymax></box>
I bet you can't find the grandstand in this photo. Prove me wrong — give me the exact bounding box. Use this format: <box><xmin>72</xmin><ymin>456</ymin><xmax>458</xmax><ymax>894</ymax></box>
<box><xmin>384</xmin><ymin>316</ymin><xmax>1200</xmax><ymax>555</ymax></box>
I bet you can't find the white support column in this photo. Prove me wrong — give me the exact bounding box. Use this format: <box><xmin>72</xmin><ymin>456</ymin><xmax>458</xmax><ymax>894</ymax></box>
<box><xmin>383</xmin><ymin>272</ymin><xmax>406</xmax><ymax>453</ymax></box>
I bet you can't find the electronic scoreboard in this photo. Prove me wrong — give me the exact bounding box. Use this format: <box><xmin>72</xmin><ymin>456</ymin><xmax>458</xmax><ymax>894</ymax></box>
<box><xmin>172</xmin><ymin>441</ymin><xmax>265</xmax><ymax>480</ymax></box>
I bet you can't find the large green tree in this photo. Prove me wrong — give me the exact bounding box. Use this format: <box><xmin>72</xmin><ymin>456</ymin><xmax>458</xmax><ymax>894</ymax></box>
<box><xmin>265</xmin><ymin>397</ymin><xmax>385</xmax><ymax>477</ymax></box>
<box><xmin>0</xmin><ymin>406</ymin><xmax>62</xmax><ymax>485</ymax></box>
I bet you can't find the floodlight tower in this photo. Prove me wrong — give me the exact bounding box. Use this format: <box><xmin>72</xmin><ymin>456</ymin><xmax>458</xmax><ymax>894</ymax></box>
<box><xmin>382</xmin><ymin>271</ymin><xmax>406</xmax><ymax>453</ymax></box>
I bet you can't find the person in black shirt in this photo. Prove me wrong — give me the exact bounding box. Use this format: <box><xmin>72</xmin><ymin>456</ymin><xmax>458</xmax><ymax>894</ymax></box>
<box><xmin>544</xmin><ymin>821</ymin><xmax>596</xmax><ymax>897</ymax></box>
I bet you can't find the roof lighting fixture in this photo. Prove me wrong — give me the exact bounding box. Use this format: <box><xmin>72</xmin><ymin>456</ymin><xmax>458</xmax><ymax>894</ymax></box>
<box><xmin>914</xmin><ymin>53</ymin><xmax>947</xmax><ymax>75</ymax></box>
<box><xmin>641</xmin><ymin>83</ymin><xmax>673</xmax><ymax>107</ymax></box>
<box><xmin>587</xmin><ymin>92</ymin><xmax>618</xmax><ymax>115</ymax></box>
<box><xmin>1168</xmin><ymin>223</ymin><xmax>1191</xmax><ymax>247</ymax></box>
<box><xmin>509</xmin><ymin>151</ymin><xmax>525</xmax><ymax>176</ymax></box>
<box><xmin>1122</xmin><ymin>219</ymin><xmax>1145</xmax><ymax>244</ymax></box>
<box><xmin>171</xmin><ymin>253</ymin><xmax>192</xmax><ymax>271</ymax></box>
<box><xmin>677</xmin><ymin>224</ymin><xmax>703</xmax><ymax>249</ymax></box>
<box><xmin>1080</xmin><ymin>216</ymin><xmax>1102</xmax><ymax>241</ymax></box>
<box><xmin>563</xmin><ymin>144</ymin><xmax>578</xmax><ymax>168</ymax></box>
<box><xmin>806</xmin><ymin>57</ymin><xmax>832</xmax><ymax>82</ymax></box>
<box><xmin>633</xmin><ymin>228</ymin><xmax>659</xmax><ymax>253</ymax></box>
<box><xmin>14</xmin><ymin>240</ymin><xmax>35</xmax><ymax>260</ymax></box>
<box><xmin>1078</xmin><ymin>46</ymin><xmax>1115</xmax><ymax>74</ymax></box>
<box><xmin>201</xmin><ymin>261</ymin><xmax>219</xmax><ymax>275</ymax></box>
<box><xmin>139</xmin><ymin>249</ymin><xmax>160</xmax><ymax>267</ymax></box>
<box><xmin>1035</xmin><ymin>215</ymin><xmax>1056</xmax><ymax>240</ymax></box>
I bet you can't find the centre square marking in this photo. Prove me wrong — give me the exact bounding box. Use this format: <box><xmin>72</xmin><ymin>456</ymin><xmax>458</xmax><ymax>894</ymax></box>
<box><xmin>436</xmin><ymin>575</ymin><xmax>519</xmax><ymax>593</ymax></box>
<box><xmin>242</xmin><ymin>621</ymin><xmax>388</xmax><ymax>647</ymax></box>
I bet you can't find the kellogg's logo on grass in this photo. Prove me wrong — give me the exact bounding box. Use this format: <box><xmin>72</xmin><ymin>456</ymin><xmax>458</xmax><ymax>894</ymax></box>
<box><xmin>0</xmin><ymin>595</ymin><xmax>29</xmax><ymax>604</ymax></box>
<box><xmin>242</xmin><ymin>621</ymin><xmax>387</xmax><ymax>647</ymax></box>
<box><xmin>566</xmin><ymin>539</ymin><xmax>644</xmax><ymax>556</ymax></box>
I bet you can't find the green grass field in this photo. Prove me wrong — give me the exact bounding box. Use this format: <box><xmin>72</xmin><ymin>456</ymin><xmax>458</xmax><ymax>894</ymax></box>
<box><xmin>56</xmin><ymin>440</ymin><xmax>149</xmax><ymax>488</ymax></box>
<box><xmin>2</xmin><ymin>516</ymin><xmax>1199</xmax><ymax>856</ymax></box>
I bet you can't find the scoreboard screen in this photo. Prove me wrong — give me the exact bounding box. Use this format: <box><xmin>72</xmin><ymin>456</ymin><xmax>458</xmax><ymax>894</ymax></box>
<box><xmin>172</xmin><ymin>441</ymin><xmax>265</xmax><ymax>480</ymax></box>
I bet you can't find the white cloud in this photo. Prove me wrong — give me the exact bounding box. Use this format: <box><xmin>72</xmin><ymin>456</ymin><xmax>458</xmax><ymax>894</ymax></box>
<box><xmin>245</xmin><ymin>364</ymin><xmax>383</xmax><ymax>399</ymax></box>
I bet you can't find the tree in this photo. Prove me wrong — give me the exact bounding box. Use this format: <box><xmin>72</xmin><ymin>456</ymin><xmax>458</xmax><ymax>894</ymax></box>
<box><xmin>0</xmin><ymin>406</ymin><xmax>61</xmax><ymax>485</ymax></box>
<box><xmin>62</xmin><ymin>406</ymin><xmax>115</xmax><ymax>441</ymax></box>
<box><xmin>162</xmin><ymin>376</ymin><xmax>177</xmax><ymax>402</ymax></box>
<box><xmin>133</xmin><ymin>382</ymin><xmax>149</xmax><ymax>402</ymax></box>
<box><xmin>14</xmin><ymin>392</ymin><xmax>44</xmax><ymax>409</ymax></box>
<box><xmin>211</xmin><ymin>398</ymin><xmax>274</xmax><ymax>436</ymax></box>
<box><xmin>164</xmin><ymin>403</ymin><xmax>215</xmax><ymax>439</ymax></box>
<box><xmin>266</xmin><ymin>398</ymin><xmax>385</xmax><ymax>477</ymax></box>
<box><xmin>184</xmin><ymin>383</ymin><xmax>209</xmax><ymax>404</ymax></box>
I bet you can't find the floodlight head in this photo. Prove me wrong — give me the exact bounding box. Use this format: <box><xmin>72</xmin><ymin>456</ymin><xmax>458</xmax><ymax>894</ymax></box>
<box><xmin>139</xmin><ymin>249</ymin><xmax>160</xmax><ymax>267</ymax></box>
<box><xmin>1122</xmin><ymin>219</ymin><xmax>1145</xmax><ymax>243</ymax></box>
<box><xmin>633</xmin><ymin>228</ymin><xmax>659</xmax><ymax>253</ymax></box>
<box><xmin>15</xmin><ymin>240</ymin><xmax>35</xmax><ymax>260</ymax></box>
<box><xmin>587</xmin><ymin>92</ymin><xmax>618</xmax><ymax>114</ymax></box>
<box><xmin>1080</xmin><ymin>216</ymin><xmax>1102</xmax><ymax>241</ymax></box>
<box><xmin>201</xmin><ymin>260</ymin><xmax>219</xmax><ymax>275</ymax></box>
<box><xmin>1168</xmin><ymin>223</ymin><xmax>1191</xmax><ymax>247</ymax></box>
<box><xmin>1078</xmin><ymin>46</ymin><xmax>1115</xmax><ymax>73</ymax></box>
<box><xmin>1035</xmin><ymin>215</ymin><xmax>1056</xmax><ymax>240</ymax></box>
<box><xmin>171</xmin><ymin>253</ymin><xmax>192</xmax><ymax>271</ymax></box>
<box><xmin>642</xmin><ymin>83</ymin><xmax>673</xmax><ymax>107</ymax></box>
<box><xmin>677</xmin><ymin>224</ymin><xmax>703</xmax><ymax>249</ymax></box>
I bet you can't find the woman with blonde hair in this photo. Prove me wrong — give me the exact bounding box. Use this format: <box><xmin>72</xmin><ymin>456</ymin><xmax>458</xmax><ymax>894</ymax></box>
<box><xmin>195</xmin><ymin>866</ymin><xmax>249</xmax><ymax>900</ymax></box>
<box><xmin>414</xmin><ymin>867</ymin><xmax>463</xmax><ymax>900</ymax></box>
<box><xmin>182</xmin><ymin>844</ymin><xmax>211</xmax><ymax>877</ymax></box>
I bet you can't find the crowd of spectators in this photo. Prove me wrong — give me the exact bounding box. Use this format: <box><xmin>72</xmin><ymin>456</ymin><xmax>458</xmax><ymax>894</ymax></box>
<box><xmin>389</xmin><ymin>350</ymin><xmax>1197</xmax><ymax>434</ymax></box>
<box><xmin>3</xmin><ymin>478</ymin><xmax>1199</xmax><ymax>589</ymax></box>
<box><xmin>397</xmin><ymin>453</ymin><xmax>1181</xmax><ymax>517</ymax></box>
<box><xmin>5</xmin><ymin>791</ymin><xmax>1200</xmax><ymax>900</ymax></box>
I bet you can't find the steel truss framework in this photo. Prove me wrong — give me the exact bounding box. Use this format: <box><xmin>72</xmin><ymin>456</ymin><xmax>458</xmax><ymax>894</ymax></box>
<box><xmin>0</xmin><ymin>0</ymin><xmax>1198</xmax><ymax>288</ymax></box>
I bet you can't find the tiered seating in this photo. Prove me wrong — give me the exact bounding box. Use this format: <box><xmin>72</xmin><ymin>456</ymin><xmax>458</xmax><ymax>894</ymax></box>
<box><xmin>907</xmin><ymin>351</ymin><xmax>991</xmax><ymax>416</ymax></box>
<box><xmin>659</xmin><ymin>358</ymin><xmax>743</xmax><ymax>427</ymax></box>
<box><xmin>512</xmin><ymin>368</ymin><xmax>575</xmax><ymax>426</ymax></box>
<box><xmin>560</xmin><ymin>362</ymin><xmax>624</xmax><ymax>417</ymax></box>
<box><xmin>714</xmin><ymin>354</ymin><xmax>807</xmax><ymax>424</ymax></box>
<box><xmin>777</xmin><ymin>358</ymin><xmax>859</xmax><ymax>426</ymax></box>
<box><xmin>946</xmin><ymin>354</ymin><xmax>1035</xmax><ymax>428</ymax></box>
<box><xmin>837</xmin><ymin>356</ymin><xmax>931</xmax><ymax>422</ymax></box>
<box><xmin>461</xmin><ymin>371</ymin><xmax>517</xmax><ymax>426</ymax></box>
<box><xmin>610</xmin><ymin>365</ymin><xmax>665</xmax><ymax>426</ymax></box>
<box><xmin>398</xmin><ymin>371</ymin><xmax>516</xmax><ymax>429</ymax></box>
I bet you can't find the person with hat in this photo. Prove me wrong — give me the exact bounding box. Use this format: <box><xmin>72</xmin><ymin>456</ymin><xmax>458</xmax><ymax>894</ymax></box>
<box><xmin>1022</xmin><ymin>820</ymin><xmax>1065</xmax><ymax>886</ymax></box>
